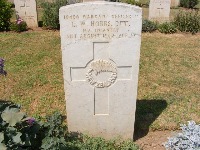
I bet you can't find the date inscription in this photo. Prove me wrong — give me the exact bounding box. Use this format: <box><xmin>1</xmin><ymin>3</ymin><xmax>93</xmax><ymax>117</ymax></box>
<box><xmin>63</xmin><ymin>14</ymin><xmax>137</xmax><ymax>40</ymax></box>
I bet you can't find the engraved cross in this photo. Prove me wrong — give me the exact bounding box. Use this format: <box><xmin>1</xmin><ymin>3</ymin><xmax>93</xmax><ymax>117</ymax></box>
<box><xmin>70</xmin><ymin>42</ymin><xmax>132</xmax><ymax>115</ymax></box>
<box><xmin>157</xmin><ymin>5</ymin><xmax>164</xmax><ymax>16</ymax></box>
<box><xmin>20</xmin><ymin>0</ymin><xmax>30</xmax><ymax>15</ymax></box>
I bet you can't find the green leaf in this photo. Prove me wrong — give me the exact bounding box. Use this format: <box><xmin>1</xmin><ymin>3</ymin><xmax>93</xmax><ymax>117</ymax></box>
<box><xmin>12</xmin><ymin>132</ymin><xmax>22</xmax><ymax>144</ymax></box>
<box><xmin>0</xmin><ymin>132</ymin><xmax>4</xmax><ymax>143</ymax></box>
<box><xmin>1</xmin><ymin>107</ymin><xmax>25</xmax><ymax>126</ymax></box>
<box><xmin>0</xmin><ymin>143</ymin><xmax>7</xmax><ymax>150</ymax></box>
<box><xmin>24</xmin><ymin>134</ymin><xmax>31</xmax><ymax>146</ymax></box>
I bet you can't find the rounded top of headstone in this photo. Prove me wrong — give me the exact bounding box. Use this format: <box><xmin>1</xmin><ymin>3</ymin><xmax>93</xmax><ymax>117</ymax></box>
<box><xmin>59</xmin><ymin>1</ymin><xmax>142</xmax><ymax>11</ymax></box>
<box><xmin>59</xmin><ymin>1</ymin><xmax>142</xmax><ymax>43</ymax></box>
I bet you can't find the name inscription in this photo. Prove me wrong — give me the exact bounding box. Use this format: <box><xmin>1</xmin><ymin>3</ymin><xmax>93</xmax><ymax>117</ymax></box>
<box><xmin>63</xmin><ymin>14</ymin><xmax>138</xmax><ymax>40</ymax></box>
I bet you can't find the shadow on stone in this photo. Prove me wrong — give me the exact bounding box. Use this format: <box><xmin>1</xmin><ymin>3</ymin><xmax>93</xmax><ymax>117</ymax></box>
<box><xmin>133</xmin><ymin>99</ymin><xmax>167</xmax><ymax>141</ymax></box>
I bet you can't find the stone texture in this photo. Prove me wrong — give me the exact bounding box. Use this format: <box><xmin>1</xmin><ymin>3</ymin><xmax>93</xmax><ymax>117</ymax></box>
<box><xmin>59</xmin><ymin>2</ymin><xmax>142</xmax><ymax>140</ymax></box>
<box><xmin>14</xmin><ymin>0</ymin><xmax>38</xmax><ymax>28</ymax></box>
<box><xmin>149</xmin><ymin>0</ymin><xmax>171</xmax><ymax>22</ymax></box>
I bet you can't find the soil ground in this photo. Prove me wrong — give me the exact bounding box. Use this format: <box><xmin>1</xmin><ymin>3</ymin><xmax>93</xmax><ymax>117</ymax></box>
<box><xmin>135</xmin><ymin>130</ymin><xmax>177</xmax><ymax>150</ymax></box>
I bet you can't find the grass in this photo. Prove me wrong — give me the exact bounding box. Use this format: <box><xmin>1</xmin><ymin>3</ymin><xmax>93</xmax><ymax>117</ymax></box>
<box><xmin>0</xmin><ymin>31</ymin><xmax>65</xmax><ymax>117</ymax></box>
<box><xmin>0</xmin><ymin>31</ymin><xmax>199</xmax><ymax>132</ymax></box>
<box><xmin>137</xmin><ymin>33</ymin><xmax>200</xmax><ymax>131</ymax></box>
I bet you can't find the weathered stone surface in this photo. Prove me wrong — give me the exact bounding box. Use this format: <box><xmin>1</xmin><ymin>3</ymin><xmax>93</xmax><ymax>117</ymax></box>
<box><xmin>60</xmin><ymin>2</ymin><xmax>142</xmax><ymax>140</ymax></box>
<box><xmin>14</xmin><ymin>0</ymin><xmax>38</xmax><ymax>27</ymax></box>
<box><xmin>149</xmin><ymin>0</ymin><xmax>171</xmax><ymax>22</ymax></box>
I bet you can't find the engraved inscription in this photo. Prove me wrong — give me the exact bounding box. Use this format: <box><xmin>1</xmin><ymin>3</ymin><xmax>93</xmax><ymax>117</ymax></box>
<box><xmin>86</xmin><ymin>60</ymin><xmax>117</xmax><ymax>88</ymax></box>
<box><xmin>63</xmin><ymin>13</ymin><xmax>139</xmax><ymax>40</ymax></box>
<box><xmin>20</xmin><ymin>0</ymin><xmax>30</xmax><ymax>16</ymax></box>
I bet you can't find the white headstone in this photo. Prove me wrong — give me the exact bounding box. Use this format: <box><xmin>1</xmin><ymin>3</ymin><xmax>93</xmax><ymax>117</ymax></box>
<box><xmin>60</xmin><ymin>2</ymin><xmax>142</xmax><ymax>140</ymax></box>
<box><xmin>14</xmin><ymin>0</ymin><xmax>38</xmax><ymax>28</ymax></box>
<box><xmin>149</xmin><ymin>0</ymin><xmax>171</xmax><ymax>22</ymax></box>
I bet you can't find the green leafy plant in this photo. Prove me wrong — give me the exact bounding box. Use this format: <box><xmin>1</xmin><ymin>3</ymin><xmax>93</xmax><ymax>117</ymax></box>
<box><xmin>158</xmin><ymin>22</ymin><xmax>177</xmax><ymax>34</ymax></box>
<box><xmin>39</xmin><ymin>111</ymin><xmax>140</xmax><ymax>150</ymax></box>
<box><xmin>76</xmin><ymin>135</ymin><xmax>139</xmax><ymax>150</ymax></box>
<box><xmin>0</xmin><ymin>102</ymin><xmax>140</xmax><ymax>150</ymax></box>
<box><xmin>119</xmin><ymin>0</ymin><xmax>149</xmax><ymax>6</ymax></box>
<box><xmin>125</xmin><ymin>0</ymin><xmax>136</xmax><ymax>4</ymax></box>
<box><xmin>41</xmin><ymin>0</ymin><xmax>68</xmax><ymax>29</ymax></box>
<box><xmin>40</xmin><ymin>111</ymin><xmax>71</xmax><ymax>150</ymax></box>
<box><xmin>174</xmin><ymin>10</ymin><xmax>200</xmax><ymax>34</ymax></box>
<box><xmin>10</xmin><ymin>18</ymin><xmax>27</xmax><ymax>32</ymax></box>
<box><xmin>180</xmin><ymin>0</ymin><xmax>199</xmax><ymax>8</ymax></box>
<box><xmin>0</xmin><ymin>0</ymin><xmax>13</xmax><ymax>31</ymax></box>
<box><xmin>122</xmin><ymin>0</ymin><xmax>143</xmax><ymax>6</ymax></box>
<box><xmin>0</xmin><ymin>104</ymin><xmax>73</xmax><ymax>149</ymax></box>
<box><xmin>142</xmin><ymin>19</ymin><xmax>158</xmax><ymax>32</ymax></box>
<box><xmin>0</xmin><ymin>104</ymin><xmax>41</xmax><ymax>149</ymax></box>
<box><xmin>134</xmin><ymin>1</ymin><xmax>143</xmax><ymax>7</ymax></box>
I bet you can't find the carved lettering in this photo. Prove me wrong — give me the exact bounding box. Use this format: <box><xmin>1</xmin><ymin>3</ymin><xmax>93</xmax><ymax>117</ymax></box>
<box><xmin>91</xmin><ymin>21</ymin><xmax>112</xmax><ymax>27</ymax></box>
<box><xmin>83</xmin><ymin>14</ymin><xmax>106</xmax><ymax>19</ymax></box>
<box><xmin>64</xmin><ymin>15</ymin><xmax>79</xmax><ymax>19</ymax></box>
<box><xmin>115</xmin><ymin>21</ymin><xmax>129</xmax><ymax>26</ymax></box>
<box><xmin>112</xmin><ymin>14</ymin><xmax>132</xmax><ymax>19</ymax></box>
<box><xmin>63</xmin><ymin>13</ymin><xmax>135</xmax><ymax>40</ymax></box>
